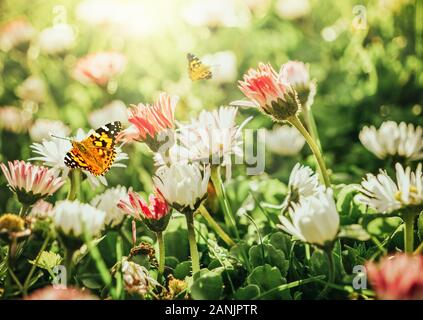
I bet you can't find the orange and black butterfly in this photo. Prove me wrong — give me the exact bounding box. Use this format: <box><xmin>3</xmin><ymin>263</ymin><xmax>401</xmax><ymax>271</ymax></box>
<box><xmin>64</xmin><ymin>121</ymin><xmax>122</xmax><ymax>176</ymax></box>
<box><xmin>187</xmin><ymin>53</ymin><xmax>212</xmax><ymax>81</ymax></box>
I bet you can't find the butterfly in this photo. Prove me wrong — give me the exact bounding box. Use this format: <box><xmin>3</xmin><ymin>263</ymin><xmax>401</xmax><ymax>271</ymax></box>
<box><xmin>187</xmin><ymin>53</ymin><xmax>212</xmax><ymax>81</ymax></box>
<box><xmin>64</xmin><ymin>121</ymin><xmax>122</xmax><ymax>176</ymax></box>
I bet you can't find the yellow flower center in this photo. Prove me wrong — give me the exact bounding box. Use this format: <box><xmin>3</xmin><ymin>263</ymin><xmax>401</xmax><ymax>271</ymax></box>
<box><xmin>395</xmin><ymin>185</ymin><xmax>419</xmax><ymax>204</ymax></box>
<box><xmin>0</xmin><ymin>213</ymin><xmax>25</xmax><ymax>232</ymax></box>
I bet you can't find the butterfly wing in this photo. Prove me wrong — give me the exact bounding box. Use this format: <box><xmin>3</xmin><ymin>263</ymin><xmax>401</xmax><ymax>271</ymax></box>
<box><xmin>187</xmin><ymin>53</ymin><xmax>212</xmax><ymax>81</ymax></box>
<box><xmin>64</xmin><ymin>121</ymin><xmax>122</xmax><ymax>176</ymax></box>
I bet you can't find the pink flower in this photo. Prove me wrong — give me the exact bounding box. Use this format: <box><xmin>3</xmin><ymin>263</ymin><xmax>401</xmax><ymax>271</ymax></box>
<box><xmin>118</xmin><ymin>93</ymin><xmax>178</xmax><ymax>151</ymax></box>
<box><xmin>118</xmin><ymin>190</ymin><xmax>171</xmax><ymax>232</ymax></box>
<box><xmin>73</xmin><ymin>51</ymin><xmax>126</xmax><ymax>85</ymax></box>
<box><xmin>25</xmin><ymin>286</ymin><xmax>98</xmax><ymax>300</ymax></box>
<box><xmin>1</xmin><ymin>160</ymin><xmax>65</xmax><ymax>205</ymax></box>
<box><xmin>238</xmin><ymin>63</ymin><xmax>299</xmax><ymax>121</ymax></box>
<box><xmin>0</xmin><ymin>17</ymin><xmax>34</xmax><ymax>51</ymax></box>
<box><xmin>279</xmin><ymin>61</ymin><xmax>310</xmax><ymax>88</ymax></box>
<box><xmin>366</xmin><ymin>253</ymin><xmax>423</xmax><ymax>300</ymax></box>
<box><xmin>29</xmin><ymin>199</ymin><xmax>54</xmax><ymax>219</ymax></box>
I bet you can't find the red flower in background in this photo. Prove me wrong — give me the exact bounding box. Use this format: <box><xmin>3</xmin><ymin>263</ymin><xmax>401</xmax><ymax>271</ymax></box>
<box><xmin>366</xmin><ymin>253</ymin><xmax>423</xmax><ymax>300</ymax></box>
<box><xmin>73</xmin><ymin>51</ymin><xmax>126</xmax><ymax>85</ymax></box>
<box><xmin>25</xmin><ymin>286</ymin><xmax>97</xmax><ymax>300</ymax></box>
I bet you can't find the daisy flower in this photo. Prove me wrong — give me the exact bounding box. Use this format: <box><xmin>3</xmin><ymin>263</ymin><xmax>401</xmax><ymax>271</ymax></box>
<box><xmin>359</xmin><ymin>121</ymin><xmax>423</xmax><ymax>161</ymax></box>
<box><xmin>29</xmin><ymin>119</ymin><xmax>70</xmax><ymax>143</ymax></box>
<box><xmin>177</xmin><ymin>106</ymin><xmax>250</xmax><ymax>169</ymax></box>
<box><xmin>278</xmin><ymin>189</ymin><xmax>339</xmax><ymax>247</ymax></box>
<box><xmin>153</xmin><ymin>163</ymin><xmax>210</xmax><ymax>213</ymax></box>
<box><xmin>0</xmin><ymin>106</ymin><xmax>32</xmax><ymax>133</ymax></box>
<box><xmin>265</xmin><ymin>124</ymin><xmax>305</xmax><ymax>156</ymax></box>
<box><xmin>90</xmin><ymin>185</ymin><xmax>129</xmax><ymax>228</ymax></box>
<box><xmin>0</xmin><ymin>17</ymin><xmax>34</xmax><ymax>51</ymax></box>
<box><xmin>122</xmin><ymin>259</ymin><xmax>159</xmax><ymax>296</ymax></box>
<box><xmin>356</xmin><ymin>163</ymin><xmax>423</xmax><ymax>213</ymax></box>
<box><xmin>53</xmin><ymin>200</ymin><xmax>106</xmax><ymax>238</ymax></box>
<box><xmin>366</xmin><ymin>253</ymin><xmax>423</xmax><ymax>300</ymax></box>
<box><xmin>119</xmin><ymin>93</ymin><xmax>178</xmax><ymax>152</ymax></box>
<box><xmin>237</xmin><ymin>63</ymin><xmax>300</xmax><ymax>122</ymax></box>
<box><xmin>38</xmin><ymin>24</ymin><xmax>75</xmax><ymax>55</ymax></box>
<box><xmin>0</xmin><ymin>160</ymin><xmax>65</xmax><ymax>206</ymax></box>
<box><xmin>16</xmin><ymin>76</ymin><xmax>46</xmax><ymax>103</ymax></box>
<box><xmin>73</xmin><ymin>51</ymin><xmax>126</xmax><ymax>86</ymax></box>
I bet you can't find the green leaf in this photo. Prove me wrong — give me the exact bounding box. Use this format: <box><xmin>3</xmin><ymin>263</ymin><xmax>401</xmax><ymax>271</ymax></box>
<box><xmin>190</xmin><ymin>269</ymin><xmax>223</xmax><ymax>300</ymax></box>
<box><xmin>174</xmin><ymin>261</ymin><xmax>192</xmax><ymax>280</ymax></box>
<box><xmin>268</xmin><ymin>232</ymin><xmax>291</xmax><ymax>257</ymax></box>
<box><xmin>248</xmin><ymin>244</ymin><xmax>289</xmax><ymax>277</ymax></box>
<box><xmin>418</xmin><ymin>212</ymin><xmax>423</xmax><ymax>242</ymax></box>
<box><xmin>247</xmin><ymin>264</ymin><xmax>290</xmax><ymax>299</ymax></box>
<box><xmin>164</xmin><ymin>216</ymin><xmax>189</xmax><ymax>262</ymax></box>
<box><xmin>234</xmin><ymin>285</ymin><xmax>260</xmax><ymax>300</ymax></box>
<box><xmin>28</xmin><ymin>251</ymin><xmax>62</xmax><ymax>271</ymax></box>
<box><xmin>338</xmin><ymin>224</ymin><xmax>371</xmax><ymax>241</ymax></box>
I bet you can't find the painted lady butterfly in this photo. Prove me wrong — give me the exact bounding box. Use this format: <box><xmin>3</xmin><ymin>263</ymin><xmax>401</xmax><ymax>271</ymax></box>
<box><xmin>187</xmin><ymin>53</ymin><xmax>212</xmax><ymax>81</ymax></box>
<box><xmin>64</xmin><ymin>121</ymin><xmax>122</xmax><ymax>176</ymax></box>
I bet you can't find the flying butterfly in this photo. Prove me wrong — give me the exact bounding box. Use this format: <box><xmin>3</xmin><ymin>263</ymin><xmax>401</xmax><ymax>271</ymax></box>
<box><xmin>62</xmin><ymin>121</ymin><xmax>122</xmax><ymax>176</ymax></box>
<box><xmin>187</xmin><ymin>53</ymin><xmax>212</xmax><ymax>81</ymax></box>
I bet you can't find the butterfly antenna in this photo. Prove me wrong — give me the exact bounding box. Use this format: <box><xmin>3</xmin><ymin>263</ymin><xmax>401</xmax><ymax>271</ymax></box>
<box><xmin>50</xmin><ymin>134</ymin><xmax>73</xmax><ymax>142</ymax></box>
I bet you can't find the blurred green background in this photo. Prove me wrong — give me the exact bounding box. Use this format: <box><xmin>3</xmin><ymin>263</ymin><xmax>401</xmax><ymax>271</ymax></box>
<box><xmin>0</xmin><ymin>0</ymin><xmax>422</xmax><ymax>214</ymax></box>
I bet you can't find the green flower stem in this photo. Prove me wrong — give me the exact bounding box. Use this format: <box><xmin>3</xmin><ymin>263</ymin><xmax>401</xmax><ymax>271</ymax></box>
<box><xmin>64</xmin><ymin>247</ymin><xmax>76</xmax><ymax>284</ymax></box>
<box><xmin>305</xmin><ymin>244</ymin><xmax>311</xmax><ymax>261</ymax></box>
<box><xmin>414</xmin><ymin>241</ymin><xmax>423</xmax><ymax>254</ymax></box>
<box><xmin>302</xmin><ymin>105</ymin><xmax>322</xmax><ymax>151</ymax></box>
<box><xmin>210</xmin><ymin>166</ymin><xmax>239</xmax><ymax>239</ymax></box>
<box><xmin>185</xmin><ymin>210</ymin><xmax>200</xmax><ymax>275</ymax></box>
<box><xmin>317</xmin><ymin>248</ymin><xmax>335</xmax><ymax>299</ymax></box>
<box><xmin>67</xmin><ymin>169</ymin><xmax>81</xmax><ymax>201</ymax></box>
<box><xmin>198</xmin><ymin>205</ymin><xmax>235</xmax><ymax>247</ymax></box>
<box><xmin>403</xmin><ymin>212</ymin><xmax>416</xmax><ymax>253</ymax></box>
<box><xmin>83</xmin><ymin>231</ymin><xmax>114</xmax><ymax>297</ymax></box>
<box><xmin>115</xmin><ymin>235</ymin><xmax>123</xmax><ymax>299</ymax></box>
<box><xmin>289</xmin><ymin>115</ymin><xmax>331</xmax><ymax>188</ymax></box>
<box><xmin>7</xmin><ymin>241</ymin><xmax>23</xmax><ymax>293</ymax></box>
<box><xmin>157</xmin><ymin>231</ymin><xmax>166</xmax><ymax>277</ymax></box>
<box><xmin>19</xmin><ymin>203</ymin><xmax>31</xmax><ymax>217</ymax></box>
<box><xmin>23</xmin><ymin>235</ymin><xmax>51</xmax><ymax>296</ymax></box>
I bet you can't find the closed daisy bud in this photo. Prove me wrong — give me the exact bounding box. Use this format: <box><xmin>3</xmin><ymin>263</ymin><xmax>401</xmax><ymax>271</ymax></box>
<box><xmin>153</xmin><ymin>163</ymin><xmax>210</xmax><ymax>213</ymax></box>
<box><xmin>118</xmin><ymin>190</ymin><xmax>171</xmax><ymax>232</ymax></box>
<box><xmin>122</xmin><ymin>259</ymin><xmax>159</xmax><ymax>297</ymax></box>
<box><xmin>278</xmin><ymin>189</ymin><xmax>339</xmax><ymax>248</ymax></box>
<box><xmin>366</xmin><ymin>253</ymin><xmax>423</xmax><ymax>300</ymax></box>
<box><xmin>119</xmin><ymin>93</ymin><xmax>177</xmax><ymax>152</ymax></box>
<box><xmin>238</xmin><ymin>63</ymin><xmax>300</xmax><ymax>122</ymax></box>
<box><xmin>29</xmin><ymin>200</ymin><xmax>54</xmax><ymax>219</ymax></box>
<box><xmin>279</xmin><ymin>61</ymin><xmax>314</xmax><ymax>108</ymax></box>
<box><xmin>0</xmin><ymin>160</ymin><xmax>66</xmax><ymax>207</ymax></box>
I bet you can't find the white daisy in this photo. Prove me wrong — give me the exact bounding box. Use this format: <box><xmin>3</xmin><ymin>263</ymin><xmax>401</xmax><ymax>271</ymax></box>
<box><xmin>153</xmin><ymin>163</ymin><xmax>210</xmax><ymax>212</ymax></box>
<box><xmin>359</xmin><ymin>121</ymin><xmax>423</xmax><ymax>161</ymax></box>
<box><xmin>278</xmin><ymin>189</ymin><xmax>339</xmax><ymax>247</ymax></box>
<box><xmin>53</xmin><ymin>200</ymin><xmax>106</xmax><ymax>237</ymax></box>
<box><xmin>265</xmin><ymin>124</ymin><xmax>305</xmax><ymax>156</ymax></box>
<box><xmin>29</xmin><ymin>119</ymin><xmax>70</xmax><ymax>143</ymax></box>
<box><xmin>356</xmin><ymin>163</ymin><xmax>423</xmax><ymax>213</ymax></box>
<box><xmin>90</xmin><ymin>185</ymin><xmax>129</xmax><ymax>227</ymax></box>
<box><xmin>178</xmin><ymin>106</ymin><xmax>251</xmax><ymax>168</ymax></box>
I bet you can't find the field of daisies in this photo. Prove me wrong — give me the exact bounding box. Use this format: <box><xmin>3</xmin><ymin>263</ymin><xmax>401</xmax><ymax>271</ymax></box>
<box><xmin>0</xmin><ymin>0</ymin><xmax>422</xmax><ymax>301</ymax></box>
